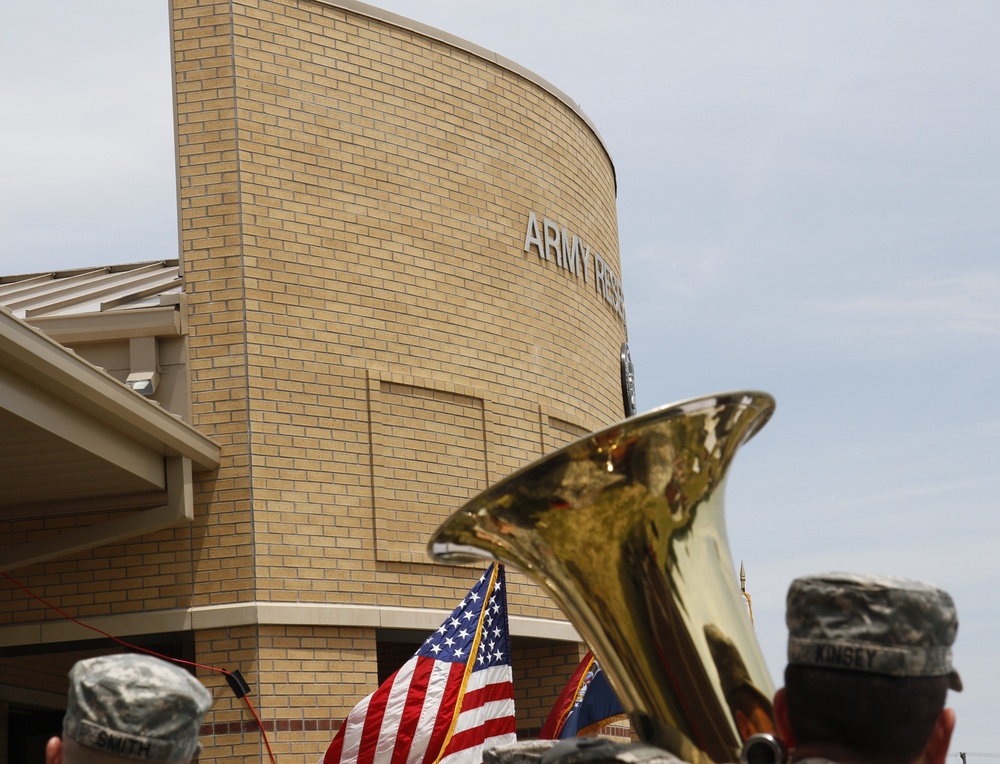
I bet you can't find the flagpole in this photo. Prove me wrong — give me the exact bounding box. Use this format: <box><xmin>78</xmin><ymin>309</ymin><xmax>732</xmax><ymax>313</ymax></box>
<box><xmin>740</xmin><ymin>561</ymin><xmax>755</xmax><ymax>627</ymax></box>
<box><xmin>432</xmin><ymin>565</ymin><xmax>502</xmax><ymax>764</ymax></box>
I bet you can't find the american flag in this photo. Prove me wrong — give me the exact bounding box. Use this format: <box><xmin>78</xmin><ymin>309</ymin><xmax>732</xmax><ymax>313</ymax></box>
<box><xmin>323</xmin><ymin>564</ymin><xmax>516</xmax><ymax>764</ymax></box>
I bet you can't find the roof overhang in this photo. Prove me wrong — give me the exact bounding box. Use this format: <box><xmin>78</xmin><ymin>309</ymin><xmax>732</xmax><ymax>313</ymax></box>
<box><xmin>0</xmin><ymin>307</ymin><xmax>220</xmax><ymax>570</ymax></box>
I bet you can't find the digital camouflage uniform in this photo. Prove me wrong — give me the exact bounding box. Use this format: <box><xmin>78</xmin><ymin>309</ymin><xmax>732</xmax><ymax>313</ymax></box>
<box><xmin>485</xmin><ymin>739</ymin><xmax>688</xmax><ymax>764</ymax></box>
<box><xmin>62</xmin><ymin>653</ymin><xmax>213</xmax><ymax>762</ymax></box>
<box><xmin>785</xmin><ymin>572</ymin><xmax>961</xmax><ymax>690</ymax></box>
<box><xmin>783</xmin><ymin>573</ymin><xmax>962</xmax><ymax>764</ymax></box>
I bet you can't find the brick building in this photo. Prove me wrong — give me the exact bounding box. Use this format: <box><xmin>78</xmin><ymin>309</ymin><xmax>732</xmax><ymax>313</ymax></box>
<box><xmin>0</xmin><ymin>1</ymin><xmax>629</xmax><ymax>761</ymax></box>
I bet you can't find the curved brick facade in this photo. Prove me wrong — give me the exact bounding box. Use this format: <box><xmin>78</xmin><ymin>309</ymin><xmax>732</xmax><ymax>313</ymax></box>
<box><xmin>0</xmin><ymin>2</ymin><xmax>628</xmax><ymax>761</ymax></box>
<box><xmin>175</xmin><ymin>3</ymin><xmax>625</xmax><ymax>615</ymax></box>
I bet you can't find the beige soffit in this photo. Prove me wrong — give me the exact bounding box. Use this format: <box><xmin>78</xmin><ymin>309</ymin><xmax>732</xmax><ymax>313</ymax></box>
<box><xmin>0</xmin><ymin>307</ymin><xmax>220</xmax><ymax>571</ymax></box>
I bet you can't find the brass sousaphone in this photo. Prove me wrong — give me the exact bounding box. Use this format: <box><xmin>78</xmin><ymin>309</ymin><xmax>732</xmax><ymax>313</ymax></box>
<box><xmin>428</xmin><ymin>391</ymin><xmax>778</xmax><ymax>764</ymax></box>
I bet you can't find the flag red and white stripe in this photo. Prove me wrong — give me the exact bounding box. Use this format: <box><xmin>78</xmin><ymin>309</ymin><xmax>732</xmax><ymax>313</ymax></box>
<box><xmin>323</xmin><ymin>565</ymin><xmax>516</xmax><ymax>764</ymax></box>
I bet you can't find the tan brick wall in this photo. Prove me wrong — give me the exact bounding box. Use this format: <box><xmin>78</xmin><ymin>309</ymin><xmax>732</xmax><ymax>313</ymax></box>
<box><xmin>172</xmin><ymin>0</ymin><xmax>258</xmax><ymax>614</ymax></box>
<box><xmin>513</xmin><ymin>640</ymin><xmax>588</xmax><ymax>736</ymax></box>
<box><xmin>371</xmin><ymin>378</ymin><xmax>488</xmax><ymax>564</ymax></box>
<box><xmin>0</xmin><ymin>2</ymin><xmax>627</xmax><ymax>760</ymax></box>
<box><xmin>190</xmin><ymin>626</ymin><xmax>590</xmax><ymax>762</ymax></box>
<box><xmin>174</xmin><ymin>0</ymin><xmax>624</xmax><ymax>608</ymax></box>
<box><xmin>0</xmin><ymin>650</ymin><xmax>86</xmax><ymax>697</ymax></box>
<box><xmin>0</xmin><ymin>512</ymin><xmax>198</xmax><ymax>625</ymax></box>
<box><xmin>195</xmin><ymin>624</ymin><xmax>378</xmax><ymax>764</ymax></box>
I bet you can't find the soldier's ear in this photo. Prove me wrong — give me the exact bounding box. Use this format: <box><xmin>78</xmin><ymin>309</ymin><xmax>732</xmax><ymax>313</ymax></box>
<box><xmin>45</xmin><ymin>737</ymin><xmax>62</xmax><ymax>764</ymax></box>
<box><xmin>923</xmin><ymin>708</ymin><xmax>955</xmax><ymax>764</ymax></box>
<box><xmin>772</xmin><ymin>688</ymin><xmax>796</xmax><ymax>748</ymax></box>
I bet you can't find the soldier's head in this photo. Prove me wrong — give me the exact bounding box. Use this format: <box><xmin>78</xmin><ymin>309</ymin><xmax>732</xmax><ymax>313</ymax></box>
<box><xmin>47</xmin><ymin>654</ymin><xmax>212</xmax><ymax>764</ymax></box>
<box><xmin>774</xmin><ymin>573</ymin><xmax>960</xmax><ymax>764</ymax></box>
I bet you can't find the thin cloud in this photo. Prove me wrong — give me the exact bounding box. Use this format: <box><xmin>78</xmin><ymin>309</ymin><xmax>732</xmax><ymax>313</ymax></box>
<box><xmin>809</xmin><ymin>271</ymin><xmax>1000</xmax><ymax>337</ymax></box>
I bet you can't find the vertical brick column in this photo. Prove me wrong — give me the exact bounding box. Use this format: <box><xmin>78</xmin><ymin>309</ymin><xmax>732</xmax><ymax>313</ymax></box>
<box><xmin>171</xmin><ymin>0</ymin><xmax>255</xmax><ymax>607</ymax></box>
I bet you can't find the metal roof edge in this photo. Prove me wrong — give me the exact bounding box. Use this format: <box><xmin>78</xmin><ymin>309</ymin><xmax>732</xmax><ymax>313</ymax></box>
<box><xmin>0</xmin><ymin>260</ymin><xmax>180</xmax><ymax>285</ymax></box>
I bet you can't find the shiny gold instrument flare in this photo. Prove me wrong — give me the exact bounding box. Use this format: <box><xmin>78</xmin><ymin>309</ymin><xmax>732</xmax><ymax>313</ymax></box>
<box><xmin>428</xmin><ymin>392</ymin><xmax>777</xmax><ymax>764</ymax></box>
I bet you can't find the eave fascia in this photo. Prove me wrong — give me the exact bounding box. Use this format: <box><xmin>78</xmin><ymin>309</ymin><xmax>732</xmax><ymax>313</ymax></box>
<box><xmin>0</xmin><ymin>307</ymin><xmax>219</xmax><ymax>471</ymax></box>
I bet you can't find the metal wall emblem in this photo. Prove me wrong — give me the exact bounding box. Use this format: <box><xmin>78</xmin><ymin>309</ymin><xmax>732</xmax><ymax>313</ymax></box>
<box><xmin>620</xmin><ymin>341</ymin><xmax>636</xmax><ymax>417</ymax></box>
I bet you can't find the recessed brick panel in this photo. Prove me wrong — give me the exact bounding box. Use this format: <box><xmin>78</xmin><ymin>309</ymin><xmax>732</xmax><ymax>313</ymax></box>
<box><xmin>371</xmin><ymin>379</ymin><xmax>487</xmax><ymax>563</ymax></box>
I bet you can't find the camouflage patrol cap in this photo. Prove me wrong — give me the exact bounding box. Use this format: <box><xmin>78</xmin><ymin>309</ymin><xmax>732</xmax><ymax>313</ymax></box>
<box><xmin>63</xmin><ymin>654</ymin><xmax>212</xmax><ymax>762</ymax></box>
<box><xmin>786</xmin><ymin>573</ymin><xmax>961</xmax><ymax>691</ymax></box>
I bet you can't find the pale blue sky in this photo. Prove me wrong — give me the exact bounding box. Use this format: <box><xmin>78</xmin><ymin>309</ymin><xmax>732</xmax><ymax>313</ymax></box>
<box><xmin>2</xmin><ymin>1</ymin><xmax>998</xmax><ymax>757</ymax></box>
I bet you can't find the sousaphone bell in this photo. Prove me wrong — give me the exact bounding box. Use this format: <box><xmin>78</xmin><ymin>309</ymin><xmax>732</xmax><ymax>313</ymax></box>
<box><xmin>428</xmin><ymin>391</ymin><xmax>778</xmax><ymax>764</ymax></box>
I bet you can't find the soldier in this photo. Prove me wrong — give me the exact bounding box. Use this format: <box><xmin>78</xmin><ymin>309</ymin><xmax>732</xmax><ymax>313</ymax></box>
<box><xmin>773</xmin><ymin>573</ymin><xmax>961</xmax><ymax>764</ymax></box>
<box><xmin>46</xmin><ymin>653</ymin><xmax>212</xmax><ymax>764</ymax></box>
